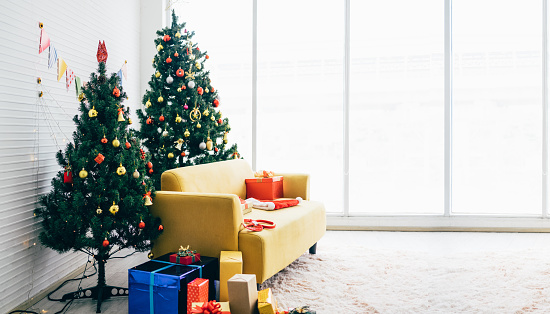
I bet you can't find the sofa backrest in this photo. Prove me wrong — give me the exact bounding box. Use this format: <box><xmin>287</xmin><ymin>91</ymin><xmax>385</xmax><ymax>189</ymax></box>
<box><xmin>161</xmin><ymin>159</ymin><xmax>254</xmax><ymax>199</ymax></box>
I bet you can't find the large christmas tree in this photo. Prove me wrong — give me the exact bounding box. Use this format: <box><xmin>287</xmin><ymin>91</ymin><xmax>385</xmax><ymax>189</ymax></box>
<box><xmin>137</xmin><ymin>11</ymin><xmax>239</xmax><ymax>189</ymax></box>
<box><xmin>34</xmin><ymin>44</ymin><xmax>162</xmax><ymax>313</ymax></box>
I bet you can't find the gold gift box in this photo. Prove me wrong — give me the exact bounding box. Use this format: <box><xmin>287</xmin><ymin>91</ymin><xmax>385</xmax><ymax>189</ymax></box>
<box><xmin>258</xmin><ymin>288</ymin><xmax>278</xmax><ymax>314</ymax></box>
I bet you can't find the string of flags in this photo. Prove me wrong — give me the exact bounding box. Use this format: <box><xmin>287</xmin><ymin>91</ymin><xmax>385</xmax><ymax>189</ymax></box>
<box><xmin>38</xmin><ymin>23</ymin><xmax>128</xmax><ymax>99</ymax></box>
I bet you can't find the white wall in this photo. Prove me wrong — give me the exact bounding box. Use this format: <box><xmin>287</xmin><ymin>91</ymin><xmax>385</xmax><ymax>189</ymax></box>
<box><xmin>0</xmin><ymin>0</ymin><xmax>143</xmax><ymax>311</ymax></box>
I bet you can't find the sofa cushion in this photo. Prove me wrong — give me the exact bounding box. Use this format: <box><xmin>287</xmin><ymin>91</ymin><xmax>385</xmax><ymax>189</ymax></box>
<box><xmin>161</xmin><ymin>159</ymin><xmax>254</xmax><ymax>199</ymax></box>
<box><xmin>238</xmin><ymin>200</ymin><xmax>326</xmax><ymax>283</ymax></box>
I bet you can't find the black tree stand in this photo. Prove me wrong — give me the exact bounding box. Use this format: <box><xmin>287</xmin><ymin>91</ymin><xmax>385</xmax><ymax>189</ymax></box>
<box><xmin>60</xmin><ymin>255</ymin><xmax>128</xmax><ymax>313</ymax></box>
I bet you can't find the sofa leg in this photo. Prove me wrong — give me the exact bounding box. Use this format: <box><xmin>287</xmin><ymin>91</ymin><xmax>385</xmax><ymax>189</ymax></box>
<box><xmin>257</xmin><ymin>283</ymin><xmax>261</xmax><ymax>291</ymax></box>
<box><xmin>309</xmin><ymin>243</ymin><xmax>317</xmax><ymax>254</ymax></box>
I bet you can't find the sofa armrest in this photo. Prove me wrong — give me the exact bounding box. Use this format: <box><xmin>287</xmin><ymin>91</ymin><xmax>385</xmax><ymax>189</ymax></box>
<box><xmin>149</xmin><ymin>191</ymin><xmax>243</xmax><ymax>259</ymax></box>
<box><xmin>275</xmin><ymin>173</ymin><xmax>310</xmax><ymax>201</ymax></box>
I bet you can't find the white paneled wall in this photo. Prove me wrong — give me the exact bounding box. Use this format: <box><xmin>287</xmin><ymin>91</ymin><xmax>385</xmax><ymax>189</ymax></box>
<box><xmin>0</xmin><ymin>0</ymin><xmax>143</xmax><ymax>311</ymax></box>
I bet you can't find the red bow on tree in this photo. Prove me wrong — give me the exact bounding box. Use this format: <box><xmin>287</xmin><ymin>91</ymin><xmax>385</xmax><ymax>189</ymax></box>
<box><xmin>191</xmin><ymin>301</ymin><xmax>222</xmax><ymax>314</ymax></box>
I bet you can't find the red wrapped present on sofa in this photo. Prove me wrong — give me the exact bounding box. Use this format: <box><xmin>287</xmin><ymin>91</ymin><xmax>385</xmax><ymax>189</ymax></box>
<box><xmin>170</xmin><ymin>245</ymin><xmax>201</xmax><ymax>265</ymax></box>
<box><xmin>245</xmin><ymin>171</ymin><xmax>283</xmax><ymax>200</ymax></box>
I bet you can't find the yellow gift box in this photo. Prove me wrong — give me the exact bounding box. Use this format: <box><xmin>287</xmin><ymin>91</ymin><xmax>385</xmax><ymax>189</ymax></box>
<box><xmin>258</xmin><ymin>288</ymin><xmax>278</xmax><ymax>314</ymax></box>
<box><xmin>220</xmin><ymin>251</ymin><xmax>243</xmax><ymax>302</ymax></box>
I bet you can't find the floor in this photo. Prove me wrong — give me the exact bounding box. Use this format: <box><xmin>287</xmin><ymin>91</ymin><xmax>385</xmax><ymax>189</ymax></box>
<box><xmin>24</xmin><ymin>230</ymin><xmax>550</xmax><ymax>313</ymax></box>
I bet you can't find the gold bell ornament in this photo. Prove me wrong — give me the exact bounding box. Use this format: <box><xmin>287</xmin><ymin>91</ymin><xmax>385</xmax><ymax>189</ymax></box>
<box><xmin>88</xmin><ymin>106</ymin><xmax>98</xmax><ymax>118</ymax></box>
<box><xmin>109</xmin><ymin>202</ymin><xmax>119</xmax><ymax>215</ymax></box>
<box><xmin>157</xmin><ymin>44</ymin><xmax>163</xmax><ymax>51</ymax></box>
<box><xmin>175</xmin><ymin>138</ymin><xmax>184</xmax><ymax>150</ymax></box>
<box><xmin>210</xmin><ymin>115</ymin><xmax>215</xmax><ymax>121</ymax></box>
<box><xmin>117</xmin><ymin>109</ymin><xmax>125</xmax><ymax>122</ymax></box>
<box><xmin>112</xmin><ymin>137</ymin><xmax>120</xmax><ymax>148</ymax></box>
<box><xmin>116</xmin><ymin>163</ymin><xmax>126</xmax><ymax>176</ymax></box>
<box><xmin>145</xmin><ymin>99</ymin><xmax>152</xmax><ymax>108</ymax></box>
<box><xmin>96</xmin><ymin>207</ymin><xmax>102</xmax><ymax>215</ymax></box>
<box><xmin>148</xmin><ymin>251</ymin><xmax>154</xmax><ymax>259</ymax></box>
<box><xmin>184</xmin><ymin>129</ymin><xmax>190</xmax><ymax>137</ymax></box>
<box><xmin>143</xmin><ymin>191</ymin><xmax>153</xmax><ymax>206</ymax></box>
<box><xmin>206</xmin><ymin>137</ymin><xmax>213</xmax><ymax>151</ymax></box>
<box><xmin>128</xmin><ymin>118</ymin><xmax>133</xmax><ymax>125</ymax></box>
<box><xmin>175</xmin><ymin>31</ymin><xmax>181</xmax><ymax>38</ymax></box>
<box><xmin>223</xmin><ymin>131</ymin><xmax>228</xmax><ymax>144</ymax></box>
<box><xmin>79</xmin><ymin>168</ymin><xmax>88</xmax><ymax>179</ymax></box>
<box><xmin>175</xmin><ymin>114</ymin><xmax>182</xmax><ymax>123</ymax></box>
<box><xmin>155</xmin><ymin>71</ymin><xmax>161</xmax><ymax>78</ymax></box>
<box><xmin>195</xmin><ymin>62</ymin><xmax>201</xmax><ymax>70</ymax></box>
<box><xmin>196</xmin><ymin>122</ymin><xmax>201</xmax><ymax>129</ymax></box>
<box><xmin>203</xmin><ymin>109</ymin><xmax>209</xmax><ymax>117</ymax></box>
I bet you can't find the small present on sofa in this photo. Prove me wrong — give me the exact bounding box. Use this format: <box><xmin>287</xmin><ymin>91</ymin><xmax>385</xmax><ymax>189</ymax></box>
<box><xmin>245</xmin><ymin>171</ymin><xmax>283</xmax><ymax>200</ymax></box>
<box><xmin>170</xmin><ymin>245</ymin><xmax>201</xmax><ymax>265</ymax></box>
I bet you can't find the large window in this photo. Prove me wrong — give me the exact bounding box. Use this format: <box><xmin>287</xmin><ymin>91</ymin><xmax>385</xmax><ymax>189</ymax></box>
<box><xmin>350</xmin><ymin>0</ymin><xmax>444</xmax><ymax>214</ymax></box>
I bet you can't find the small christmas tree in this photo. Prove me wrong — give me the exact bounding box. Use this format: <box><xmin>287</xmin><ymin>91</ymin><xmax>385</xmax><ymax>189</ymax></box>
<box><xmin>136</xmin><ymin>11</ymin><xmax>239</xmax><ymax>189</ymax></box>
<box><xmin>34</xmin><ymin>43</ymin><xmax>162</xmax><ymax>313</ymax></box>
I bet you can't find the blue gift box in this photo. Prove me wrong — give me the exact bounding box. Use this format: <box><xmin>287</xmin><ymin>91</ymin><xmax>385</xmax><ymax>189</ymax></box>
<box><xmin>128</xmin><ymin>260</ymin><xmax>202</xmax><ymax>314</ymax></box>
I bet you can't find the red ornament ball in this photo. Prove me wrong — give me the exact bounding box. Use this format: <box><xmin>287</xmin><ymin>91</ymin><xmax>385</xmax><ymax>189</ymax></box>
<box><xmin>113</xmin><ymin>87</ymin><xmax>120</xmax><ymax>97</ymax></box>
<box><xmin>218</xmin><ymin>118</ymin><xmax>222</xmax><ymax>124</ymax></box>
<box><xmin>101</xmin><ymin>136</ymin><xmax>108</xmax><ymax>144</ymax></box>
<box><xmin>176</xmin><ymin>69</ymin><xmax>184</xmax><ymax>77</ymax></box>
<box><xmin>148</xmin><ymin>168</ymin><xmax>154</xmax><ymax>174</ymax></box>
<box><xmin>166</xmin><ymin>57</ymin><xmax>172</xmax><ymax>63</ymax></box>
<box><xmin>181</xmin><ymin>152</ymin><xmax>186</xmax><ymax>156</ymax></box>
<box><xmin>158</xmin><ymin>225</ymin><xmax>164</xmax><ymax>231</ymax></box>
<box><xmin>210</xmin><ymin>87</ymin><xmax>215</xmax><ymax>93</ymax></box>
<box><xmin>159</xmin><ymin>115</ymin><xmax>165</xmax><ymax>122</ymax></box>
<box><xmin>197</xmin><ymin>87</ymin><xmax>203</xmax><ymax>95</ymax></box>
<box><xmin>146</xmin><ymin>162</ymin><xmax>153</xmax><ymax>168</ymax></box>
<box><xmin>139</xmin><ymin>221</ymin><xmax>145</xmax><ymax>229</ymax></box>
<box><xmin>146</xmin><ymin>117</ymin><xmax>153</xmax><ymax>124</ymax></box>
<box><xmin>163</xmin><ymin>34</ymin><xmax>171</xmax><ymax>42</ymax></box>
<box><xmin>214</xmin><ymin>147</ymin><xmax>219</xmax><ymax>152</ymax></box>
<box><xmin>213</xmin><ymin>99</ymin><xmax>219</xmax><ymax>107</ymax></box>
<box><xmin>102</xmin><ymin>239</ymin><xmax>109</xmax><ymax>247</ymax></box>
<box><xmin>205</xmin><ymin>55</ymin><xmax>209</xmax><ymax>59</ymax></box>
<box><xmin>174</xmin><ymin>52</ymin><xmax>179</xmax><ymax>57</ymax></box>
<box><xmin>125</xmin><ymin>142</ymin><xmax>131</xmax><ymax>149</ymax></box>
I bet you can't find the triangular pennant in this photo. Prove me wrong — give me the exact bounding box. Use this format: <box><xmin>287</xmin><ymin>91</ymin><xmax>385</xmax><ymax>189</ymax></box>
<box><xmin>57</xmin><ymin>58</ymin><xmax>67</xmax><ymax>81</ymax></box>
<box><xmin>39</xmin><ymin>29</ymin><xmax>50</xmax><ymax>54</ymax></box>
<box><xmin>121</xmin><ymin>62</ymin><xmax>128</xmax><ymax>80</ymax></box>
<box><xmin>117</xmin><ymin>69</ymin><xmax>123</xmax><ymax>84</ymax></box>
<box><xmin>48</xmin><ymin>45</ymin><xmax>57</xmax><ymax>69</ymax></box>
<box><xmin>75</xmin><ymin>76</ymin><xmax>82</xmax><ymax>97</ymax></box>
<box><xmin>66</xmin><ymin>68</ymin><xmax>74</xmax><ymax>91</ymax></box>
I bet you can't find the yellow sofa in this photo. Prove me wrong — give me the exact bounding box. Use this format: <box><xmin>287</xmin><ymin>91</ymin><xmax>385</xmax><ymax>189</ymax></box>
<box><xmin>149</xmin><ymin>159</ymin><xmax>326</xmax><ymax>284</ymax></box>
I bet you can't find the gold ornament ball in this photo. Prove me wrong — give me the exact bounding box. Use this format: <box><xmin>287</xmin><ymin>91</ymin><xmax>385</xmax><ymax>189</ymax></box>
<box><xmin>117</xmin><ymin>164</ymin><xmax>126</xmax><ymax>176</ymax></box>
<box><xmin>112</xmin><ymin>138</ymin><xmax>120</xmax><ymax>147</ymax></box>
<box><xmin>79</xmin><ymin>168</ymin><xmax>88</xmax><ymax>179</ymax></box>
<box><xmin>96</xmin><ymin>207</ymin><xmax>102</xmax><ymax>215</ymax></box>
<box><xmin>175</xmin><ymin>32</ymin><xmax>181</xmax><ymax>38</ymax></box>
<box><xmin>133</xmin><ymin>169</ymin><xmax>140</xmax><ymax>179</ymax></box>
<box><xmin>155</xmin><ymin>71</ymin><xmax>161</xmax><ymax>78</ymax></box>
<box><xmin>158</xmin><ymin>96</ymin><xmax>164</xmax><ymax>103</ymax></box>
<box><xmin>184</xmin><ymin>129</ymin><xmax>190</xmax><ymax>137</ymax></box>
<box><xmin>177</xmin><ymin>87</ymin><xmax>182</xmax><ymax>92</ymax></box>
<box><xmin>168</xmin><ymin>152</ymin><xmax>174</xmax><ymax>159</ymax></box>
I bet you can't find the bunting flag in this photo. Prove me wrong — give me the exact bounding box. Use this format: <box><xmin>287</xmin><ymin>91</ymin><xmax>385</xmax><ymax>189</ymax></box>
<box><xmin>75</xmin><ymin>76</ymin><xmax>82</xmax><ymax>97</ymax></box>
<box><xmin>57</xmin><ymin>58</ymin><xmax>67</xmax><ymax>81</ymax></box>
<box><xmin>66</xmin><ymin>68</ymin><xmax>74</xmax><ymax>91</ymax></box>
<box><xmin>39</xmin><ymin>28</ymin><xmax>50</xmax><ymax>54</ymax></box>
<box><xmin>121</xmin><ymin>62</ymin><xmax>128</xmax><ymax>80</ymax></box>
<box><xmin>48</xmin><ymin>44</ymin><xmax>57</xmax><ymax>69</ymax></box>
<box><xmin>117</xmin><ymin>69</ymin><xmax>123</xmax><ymax>85</ymax></box>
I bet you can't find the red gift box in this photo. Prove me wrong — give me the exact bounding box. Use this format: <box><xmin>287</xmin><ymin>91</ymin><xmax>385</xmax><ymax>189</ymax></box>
<box><xmin>188</xmin><ymin>278</ymin><xmax>209</xmax><ymax>314</ymax></box>
<box><xmin>245</xmin><ymin>176</ymin><xmax>283</xmax><ymax>200</ymax></box>
<box><xmin>170</xmin><ymin>252</ymin><xmax>201</xmax><ymax>265</ymax></box>
<box><xmin>64</xmin><ymin>171</ymin><xmax>73</xmax><ymax>184</ymax></box>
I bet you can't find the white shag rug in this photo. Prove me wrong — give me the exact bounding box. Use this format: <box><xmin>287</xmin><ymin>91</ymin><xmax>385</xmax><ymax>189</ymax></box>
<box><xmin>262</xmin><ymin>234</ymin><xmax>550</xmax><ymax>313</ymax></box>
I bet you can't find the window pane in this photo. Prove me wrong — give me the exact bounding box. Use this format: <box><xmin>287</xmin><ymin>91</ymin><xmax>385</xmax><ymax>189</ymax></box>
<box><xmin>174</xmin><ymin>1</ymin><xmax>253</xmax><ymax>160</ymax></box>
<box><xmin>452</xmin><ymin>0</ymin><xmax>542</xmax><ymax>215</ymax></box>
<box><xmin>257</xmin><ymin>1</ymin><xmax>344</xmax><ymax>213</ymax></box>
<box><xmin>349</xmin><ymin>0</ymin><xmax>444</xmax><ymax>214</ymax></box>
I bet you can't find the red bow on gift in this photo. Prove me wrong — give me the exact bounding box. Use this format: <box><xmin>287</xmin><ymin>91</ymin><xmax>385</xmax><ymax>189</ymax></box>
<box><xmin>191</xmin><ymin>301</ymin><xmax>222</xmax><ymax>314</ymax></box>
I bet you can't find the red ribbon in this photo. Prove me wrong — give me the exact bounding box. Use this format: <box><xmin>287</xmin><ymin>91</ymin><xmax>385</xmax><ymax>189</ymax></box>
<box><xmin>191</xmin><ymin>301</ymin><xmax>222</xmax><ymax>314</ymax></box>
<box><xmin>143</xmin><ymin>191</ymin><xmax>151</xmax><ymax>200</ymax></box>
